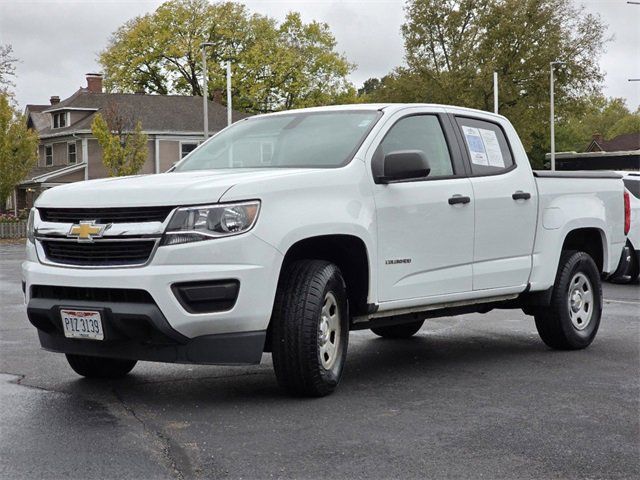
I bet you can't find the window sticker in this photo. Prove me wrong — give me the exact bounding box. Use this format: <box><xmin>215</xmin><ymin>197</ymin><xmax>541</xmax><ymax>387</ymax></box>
<box><xmin>478</xmin><ymin>129</ymin><xmax>505</xmax><ymax>167</ymax></box>
<box><xmin>462</xmin><ymin>126</ymin><xmax>488</xmax><ymax>165</ymax></box>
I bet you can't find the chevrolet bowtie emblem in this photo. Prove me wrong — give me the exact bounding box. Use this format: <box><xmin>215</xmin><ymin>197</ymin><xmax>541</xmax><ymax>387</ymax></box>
<box><xmin>67</xmin><ymin>221</ymin><xmax>109</xmax><ymax>242</ymax></box>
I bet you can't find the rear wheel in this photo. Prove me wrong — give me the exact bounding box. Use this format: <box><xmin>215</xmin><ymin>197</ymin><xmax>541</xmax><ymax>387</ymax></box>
<box><xmin>371</xmin><ymin>320</ymin><xmax>424</xmax><ymax>339</ymax></box>
<box><xmin>66</xmin><ymin>354</ymin><xmax>137</xmax><ymax>378</ymax></box>
<box><xmin>270</xmin><ymin>260</ymin><xmax>349</xmax><ymax>397</ymax></box>
<box><xmin>534</xmin><ymin>251</ymin><xmax>602</xmax><ymax>350</ymax></box>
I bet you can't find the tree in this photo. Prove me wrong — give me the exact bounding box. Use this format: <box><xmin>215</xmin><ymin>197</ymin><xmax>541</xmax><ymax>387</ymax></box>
<box><xmin>99</xmin><ymin>0</ymin><xmax>355</xmax><ymax>113</ymax></box>
<box><xmin>0</xmin><ymin>93</ymin><xmax>38</xmax><ymax>211</ymax></box>
<box><xmin>358</xmin><ymin>78</ymin><xmax>383</xmax><ymax>96</ymax></box>
<box><xmin>555</xmin><ymin>96</ymin><xmax>638</xmax><ymax>152</ymax></box>
<box><xmin>91</xmin><ymin>102</ymin><xmax>148</xmax><ymax>177</ymax></box>
<box><xmin>0</xmin><ymin>44</ymin><xmax>17</xmax><ymax>91</ymax></box>
<box><xmin>365</xmin><ymin>0</ymin><xmax>607</xmax><ymax>167</ymax></box>
<box><xmin>607</xmin><ymin>108</ymin><xmax>640</xmax><ymax>140</ymax></box>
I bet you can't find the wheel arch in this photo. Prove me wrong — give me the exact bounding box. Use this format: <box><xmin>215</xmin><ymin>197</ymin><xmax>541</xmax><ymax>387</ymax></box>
<box><xmin>561</xmin><ymin>227</ymin><xmax>607</xmax><ymax>273</ymax></box>
<box><xmin>278</xmin><ymin>234</ymin><xmax>371</xmax><ymax>317</ymax></box>
<box><xmin>264</xmin><ymin>234</ymin><xmax>371</xmax><ymax>353</ymax></box>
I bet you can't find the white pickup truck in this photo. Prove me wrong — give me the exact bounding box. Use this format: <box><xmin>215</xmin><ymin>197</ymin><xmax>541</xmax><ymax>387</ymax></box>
<box><xmin>23</xmin><ymin>104</ymin><xmax>629</xmax><ymax>396</ymax></box>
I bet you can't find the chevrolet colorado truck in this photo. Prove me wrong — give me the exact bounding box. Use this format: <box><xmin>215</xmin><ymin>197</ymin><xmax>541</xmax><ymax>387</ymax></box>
<box><xmin>23</xmin><ymin>104</ymin><xmax>629</xmax><ymax>397</ymax></box>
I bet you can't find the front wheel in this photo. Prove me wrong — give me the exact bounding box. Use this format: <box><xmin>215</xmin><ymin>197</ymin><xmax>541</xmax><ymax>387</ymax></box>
<box><xmin>66</xmin><ymin>354</ymin><xmax>137</xmax><ymax>378</ymax></box>
<box><xmin>270</xmin><ymin>260</ymin><xmax>349</xmax><ymax>397</ymax></box>
<box><xmin>534</xmin><ymin>250</ymin><xmax>602</xmax><ymax>350</ymax></box>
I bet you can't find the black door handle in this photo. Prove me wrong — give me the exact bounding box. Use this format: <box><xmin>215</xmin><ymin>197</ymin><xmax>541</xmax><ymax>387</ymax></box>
<box><xmin>448</xmin><ymin>195</ymin><xmax>471</xmax><ymax>205</ymax></box>
<box><xmin>512</xmin><ymin>191</ymin><xmax>531</xmax><ymax>200</ymax></box>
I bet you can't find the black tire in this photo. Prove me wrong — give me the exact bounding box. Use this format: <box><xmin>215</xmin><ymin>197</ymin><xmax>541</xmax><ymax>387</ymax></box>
<box><xmin>65</xmin><ymin>354</ymin><xmax>137</xmax><ymax>378</ymax></box>
<box><xmin>627</xmin><ymin>247</ymin><xmax>639</xmax><ymax>283</ymax></box>
<box><xmin>271</xmin><ymin>260</ymin><xmax>349</xmax><ymax>397</ymax></box>
<box><xmin>371</xmin><ymin>320</ymin><xmax>424</xmax><ymax>339</ymax></box>
<box><xmin>534</xmin><ymin>250</ymin><xmax>602</xmax><ymax>350</ymax></box>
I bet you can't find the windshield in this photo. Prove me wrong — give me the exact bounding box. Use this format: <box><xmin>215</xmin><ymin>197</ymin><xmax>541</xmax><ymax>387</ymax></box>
<box><xmin>175</xmin><ymin>110</ymin><xmax>381</xmax><ymax>171</ymax></box>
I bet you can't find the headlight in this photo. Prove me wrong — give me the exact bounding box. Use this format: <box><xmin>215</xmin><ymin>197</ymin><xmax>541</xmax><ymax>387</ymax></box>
<box><xmin>161</xmin><ymin>201</ymin><xmax>260</xmax><ymax>246</ymax></box>
<box><xmin>26</xmin><ymin>208</ymin><xmax>35</xmax><ymax>244</ymax></box>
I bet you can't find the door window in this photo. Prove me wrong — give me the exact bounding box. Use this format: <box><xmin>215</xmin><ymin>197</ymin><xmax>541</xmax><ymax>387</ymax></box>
<box><xmin>456</xmin><ymin>117</ymin><xmax>514</xmax><ymax>175</ymax></box>
<box><xmin>380</xmin><ymin>115</ymin><xmax>454</xmax><ymax>178</ymax></box>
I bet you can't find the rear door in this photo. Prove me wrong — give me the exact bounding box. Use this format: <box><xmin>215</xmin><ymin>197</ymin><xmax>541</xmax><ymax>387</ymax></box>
<box><xmin>371</xmin><ymin>109</ymin><xmax>475</xmax><ymax>302</ymax></box>
<box><xmin>452</xmin><ymin>114</ymin><xmax>538</xmax><ymax>290</ymax></box>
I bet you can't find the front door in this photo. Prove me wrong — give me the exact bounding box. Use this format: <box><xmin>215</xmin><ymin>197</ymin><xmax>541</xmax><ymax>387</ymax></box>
<box><xmin>372</xmin><ymin>113</ymin><xmax>475</xmax><ymax>302</ymax></box>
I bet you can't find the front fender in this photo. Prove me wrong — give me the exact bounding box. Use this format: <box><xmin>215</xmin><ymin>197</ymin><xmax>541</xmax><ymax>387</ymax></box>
<box><xmin>220</xmin><ymin>161</ymin><xmax>379</xmax><ymax>303</ymax></box>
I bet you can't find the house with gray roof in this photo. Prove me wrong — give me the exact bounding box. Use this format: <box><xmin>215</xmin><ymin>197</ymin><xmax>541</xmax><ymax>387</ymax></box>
<box><xmin>544</xmin><ymin>132</ymin><xmax>640</xmax><ymax>171</ymax></box>
<box><xmin>12</xmin><ymin>73</ymin><xmax>246</xmax><ymax>211</ymax></box>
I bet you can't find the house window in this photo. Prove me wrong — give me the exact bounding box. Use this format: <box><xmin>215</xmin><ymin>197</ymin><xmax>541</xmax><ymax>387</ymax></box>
<box><xmin>45</xmin><ymin>145</ymin><xmax>53</xmax><ymax>166</ymax></box>
<box><xmin>180</xmin><ymin>142</ymin><xmax>199</xmax><ymax>159</ymax></box>
<box><xmin>67</xmin><ymin>142</ymin><xmax>77</xmax><ymax>164</ymax></box>
<box><xmin>260</xmin><ymin>142</ymin><xmax>274</xmax><ymax>165</ymax></box>
<box><xmin>53</xmin><ymin>112</ymin><xmax>67</xmax><ymax>129</ymax></box>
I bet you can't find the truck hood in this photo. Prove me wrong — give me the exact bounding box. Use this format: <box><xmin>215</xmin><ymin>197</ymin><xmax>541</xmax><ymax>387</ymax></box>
<box><xmin>35</xmin><ymin>169</ymin><xmax>317</xmax><ymax>208</ymax></box>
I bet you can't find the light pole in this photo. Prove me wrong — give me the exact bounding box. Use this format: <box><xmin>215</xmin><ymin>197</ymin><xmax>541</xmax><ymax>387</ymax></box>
<box><xmin>200</xmin><ymin>42</ymin><xmax>215</xmax><ymax>139</ymax></box>
<box><xmin>226</xmin><ymin>60</ymin><xmax>232</xmax><ymax>127</ymax></box>
<box><xmin>549</xmin><ymin>61</ymin><xmax>566</xmax><ymax>171</ymax></box>
<box><xmin>493</xmin><ymin>71</ymin><xmax>499</xmax><ymax>114</ymax></box>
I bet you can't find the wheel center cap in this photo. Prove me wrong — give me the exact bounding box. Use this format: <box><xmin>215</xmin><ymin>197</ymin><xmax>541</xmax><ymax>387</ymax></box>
<box><xmin>571</xmin><ymin>290</ymin><xmax>583</xmax><ymax>311</ymax></box>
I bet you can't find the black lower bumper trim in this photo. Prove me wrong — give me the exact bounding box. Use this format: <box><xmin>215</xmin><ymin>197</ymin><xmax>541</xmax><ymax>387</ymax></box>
<box><xmin>27</xmin><ymin>297</ymin><xmax>265</xmax><ymax>365</ymax></box>
<box><xmin>37</xmin><ymin>329</ymin><xmax>266</xmax><ymax>365</ymax></box>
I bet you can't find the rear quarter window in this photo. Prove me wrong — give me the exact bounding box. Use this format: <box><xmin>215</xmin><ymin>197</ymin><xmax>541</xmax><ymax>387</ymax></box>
<box><xmin>456</xmin><ymin>117</ymin><xmax>514</xmax><ymax>175</ymax></box>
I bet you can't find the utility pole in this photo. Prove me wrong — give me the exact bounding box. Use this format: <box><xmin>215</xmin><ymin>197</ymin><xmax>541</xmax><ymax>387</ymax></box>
<box><xmin>493</xmin><ymin>72</ymin><xmax>499</xmax><ymax>114</ymax></box>
<box><xmin>549</xmin><ymin>61</ymin><xmax>566</xmax><ymax>171</ymax></box>
<box><xmin>200</xmin><ymin>42</ymin><xmax>215</xmax><ymax>140</ymax></box>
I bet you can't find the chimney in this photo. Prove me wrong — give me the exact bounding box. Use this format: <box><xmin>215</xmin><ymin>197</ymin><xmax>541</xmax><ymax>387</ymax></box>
<box><xmin>592</xmin><ymin>133</ymin><xmax>603</xmax><ymax>144</ymax></box>
<box><xmin>49</xmin><ymin>96</ymin><xmax>60</xmax><ymax>105</ymax></box>
<box><xmin>86</xmin><ymin>73</ymin><xmax>103</xmax><ymax>93</ymax></box>
<box><xmin>212</xmin><ymin>89</ymin><xmax>223</xmax><ymax>104</ymax></box>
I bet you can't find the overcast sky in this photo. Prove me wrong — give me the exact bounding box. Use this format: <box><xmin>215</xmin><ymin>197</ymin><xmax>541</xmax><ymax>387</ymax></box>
<box><xmin>1</xmin><ymin>0</ymin><xmax>638</xmax><ymax>110</ymax></box>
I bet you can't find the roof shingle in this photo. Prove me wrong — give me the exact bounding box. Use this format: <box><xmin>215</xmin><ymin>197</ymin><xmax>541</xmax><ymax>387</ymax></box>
<box><xmin>34</xmin><ymin>89</ymin><xmax>247</xmax><ymax>138</ymax></box>
<box><xmin>589</xmin><ymin>132</ymin><xmax>640</xmax><ymax>152</ymax></box>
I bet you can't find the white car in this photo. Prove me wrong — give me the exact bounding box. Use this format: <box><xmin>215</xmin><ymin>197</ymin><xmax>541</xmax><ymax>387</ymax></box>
<box><xmin>611</xmin><ymin>171</ymin><xmax>640</xmax><ymax>282</ymax></box>
<box><xmin>23</xmin><ymin>104</ymin><xmax>628</xmax><ymax>396</ymax></box>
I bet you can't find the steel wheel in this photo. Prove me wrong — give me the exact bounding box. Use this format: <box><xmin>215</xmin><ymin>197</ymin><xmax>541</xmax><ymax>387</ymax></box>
<box><xmin>567</xmin><ymin>272</ymin><xmax>594</xmax><ymax>331</ymax></box>
<box><xmin>319</xmin><ymin>292</ymin><xmax>341</xmax><ymax>370</ymax></box>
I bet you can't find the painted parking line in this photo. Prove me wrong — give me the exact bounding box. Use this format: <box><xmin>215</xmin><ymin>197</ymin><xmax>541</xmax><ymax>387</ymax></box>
<box><xmin>604</xmin><ymin>299</ymin><xmax>640</xmax><ymax>305</ymax></box>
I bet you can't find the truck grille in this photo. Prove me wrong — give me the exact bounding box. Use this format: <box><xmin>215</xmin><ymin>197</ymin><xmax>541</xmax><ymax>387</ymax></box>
<box><xmin>41</xmin><ymin>240</ymin><xmax>156</xmax><ymax>266</ymax></box>
<box><xmin>39</xmin><ymin>206</ymin><xmax>174</xmax><ymax>224</ymax></box>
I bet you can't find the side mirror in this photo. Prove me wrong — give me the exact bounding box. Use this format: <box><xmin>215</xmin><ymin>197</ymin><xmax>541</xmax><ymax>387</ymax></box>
<box><xmin>378</xmin><ymin>150</ymin><xmax>431</xmax><ymax>183</ymax></box>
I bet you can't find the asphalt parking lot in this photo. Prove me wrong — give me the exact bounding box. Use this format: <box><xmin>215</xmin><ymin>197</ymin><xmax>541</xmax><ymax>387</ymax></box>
<box><xmin>1</xmin><ymin>242</ymin><xmax>638</xmax><ymax>480</ymax></box>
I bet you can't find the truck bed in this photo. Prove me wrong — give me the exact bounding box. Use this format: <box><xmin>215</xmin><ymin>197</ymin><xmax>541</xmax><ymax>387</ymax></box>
<box><xmin>533</xmin><ymin>170</ymin><xmax>623</xmax><ymax>179</ymax></box>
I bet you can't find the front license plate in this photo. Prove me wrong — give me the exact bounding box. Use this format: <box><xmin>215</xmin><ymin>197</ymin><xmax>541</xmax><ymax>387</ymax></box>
<box><xmin>60</xmin><ymin>309</ymin><xmax>104</xmax><ymax>341</ymax></box>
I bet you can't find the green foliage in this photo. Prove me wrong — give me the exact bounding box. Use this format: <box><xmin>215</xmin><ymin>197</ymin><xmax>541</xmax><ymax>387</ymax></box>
<box><xmin>608</xmin><ymin>109</ymin><xmax>640</xmax><ymax>140</ymax></box>
<box><xmin>91</xmin><ymin>110</ymin><xmax>149</xmax><ymax>177</ymax></box>
<box><xmin>99</xmin><ymin>0</ymin><xmax>356</xmax><ymax>113</ymax></box>
<box><xmin>0</xmin><ymin>93</ymin><xmax>38</xmax><ymax>210</ymax></box>
<box><xmin>555</xmin><ymin>96</ymin><xmax>639</xmax><ymax>152</ymax></box>
<box><xmin>363</xmin><ymin>0</ymin><xmax>608</xmax><ymax>167</ymax></box>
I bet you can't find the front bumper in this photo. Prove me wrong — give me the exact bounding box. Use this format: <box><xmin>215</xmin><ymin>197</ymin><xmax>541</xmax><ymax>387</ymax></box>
<box><xmin>23</xmin><ymin>233</ymin><xmax>283</xmax><ymax>363</ymax></box>
<box><xmin>28</xmin><ymin>297</ymin><xmax>265</xmax><ymax>364</ymax></box>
